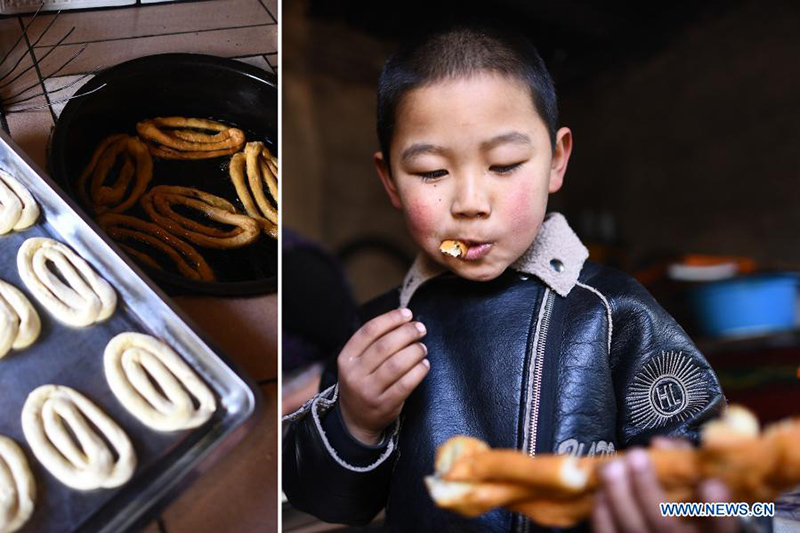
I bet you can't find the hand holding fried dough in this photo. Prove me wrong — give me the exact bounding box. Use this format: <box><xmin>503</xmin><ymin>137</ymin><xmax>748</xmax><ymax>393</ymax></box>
<box><xmin>427</xmin><ymin>406</ymin><xmax>796</xmax><ymax>528</ymax></box>
<box><xmin>137</xmin><ymin>117</ymin><xmax>245</xmax><ymax>159</ymax></box>
<box><xmin>338</xmin><ymin>308</ymin><xmax>429</xmax><ymax>446</ymax></box>
<box><xmin>592</xmin><ymin>440</ymin><xmax>737</xmax><ymax>533</ymax></box>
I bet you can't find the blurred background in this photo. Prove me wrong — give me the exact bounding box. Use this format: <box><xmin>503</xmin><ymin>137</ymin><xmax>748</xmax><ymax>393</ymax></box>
<box><xmin>282</xmin><ymin>0</ymin><xmax>800</xmax><ymax>528</ymax></box>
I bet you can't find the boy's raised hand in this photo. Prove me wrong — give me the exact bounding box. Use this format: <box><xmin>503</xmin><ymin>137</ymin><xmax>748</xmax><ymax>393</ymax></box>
<box><xmin>337</xmin><ymin>308</ymin><xmax>429</xmax><ymax>446</ymax></box>
<box><xmin>592</xmin><ymin>438</ymin><xmax>739</xmax><ymax>533</ymax></box>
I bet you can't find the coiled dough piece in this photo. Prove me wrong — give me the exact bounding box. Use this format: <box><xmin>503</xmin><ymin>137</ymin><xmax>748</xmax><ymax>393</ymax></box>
<box><xmin>0</xmin><ymin>169</ymin><xmax>39</xmax><ymax>235</ymax></box>
<box><xmin>0</xmin><ymin>436</ymin><xmax>35</xmax><ymax>533</ymax></box>
<box><xmin>22</xmin><ymin>385</ymin><xmax>136</xmax><ymax>490</ymax></box>
<box><xmin>0</xmin><ymin>279</ymin><xmax>41</xmax><ymax>359</ymax></box>
<box><xmin>17</xmin><ymin>238</ymin><xmax>116</xmax><ymax>327</ymax></box>
<box><xmin>104</xmin><ymin>332</ymin><xmax>216</xmax><ymax>431</ymax></box>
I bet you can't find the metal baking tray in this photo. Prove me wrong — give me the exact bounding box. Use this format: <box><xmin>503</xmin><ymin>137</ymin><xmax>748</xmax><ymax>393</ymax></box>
<box><xmin>0</xmin><ymin>130</ymin><xmax>260</xmax><ymax>532</ymax></box>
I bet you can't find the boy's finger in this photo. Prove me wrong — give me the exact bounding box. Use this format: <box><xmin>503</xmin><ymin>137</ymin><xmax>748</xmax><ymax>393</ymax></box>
<box><xmin>361</xmin><ymin>321</ymin><xmax>426</xmax><ymax>373</ymax></box>
<box><xmin>591</xmin><ymin>492</ymin><xmax>618</xmax><ymax>533</ymax></box>
<box><xmin>373</xmin><ymin>342</ymin><xmax>428</xmax><ymax>391</ymax></box>
<box><xmin>651</xmin><ymin>436</ymin><xmax>692</xmax><ymax>450</ymax></box>
<box><xmin>698</xmin><ymin>480</ymin><xmax>738</xmax><ymax>533</ymax></box>
<box><xmin>381</xmin><ymin>359</ymin><xmax>430</xmax><ymax>405</ymax></box>
<box><xmin>340</xmin><ymin>308</ymin><xmax>413</xmax><ymax>361</ymax></box>
<box><xmin>600</xmin><ymin>459</ymin><xmax>650</xmax><ymax>533</ymax></box>
<box><xmin>626</xmin><ymin>449</ymin><xmax>675</xmax><ymax>532</ymax></box>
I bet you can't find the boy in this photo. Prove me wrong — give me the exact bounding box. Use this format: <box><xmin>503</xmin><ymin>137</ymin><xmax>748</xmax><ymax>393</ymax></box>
<box><xmin>284</xmin><ymin>26</ymin><xmax>731</xmax><ymax>532</ymax></box>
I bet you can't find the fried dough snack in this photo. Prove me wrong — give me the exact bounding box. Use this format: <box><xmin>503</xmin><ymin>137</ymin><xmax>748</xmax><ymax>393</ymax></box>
<box><xmin>76</xmin><ymin>134</ymin><xmax>153</xmax><ymax>215</ymax></box>
<box><xmin>0</xmin><ymin>169</ymin><xmax>39</xmax><ymax>235</ymax></box>
<box><xmin>141</xmin><ymin>185</ymin><xmax>260</xmax><ymax>249</ymax></box>
<box><xmin>228</xmin><ymin>142</ymin><xmax>278</xmax><ymax>239</ymax></box>
<box><xmin>440</xmin><ymin>240</ymin><xmax>467</xmax><ymax>258</ymax></box>
<box><xmin>97</xmin><ymin>213</ymin><xmax>215</xmax><ymax>282</ymax></box>
<box><xmin>427</xmin><ymin>406</ymin><xmax>800</xmax><ymax>528</ymax></box>
<box><xmin>137</xmin><ymin>117</ymin><xmax>245</xmax><ymax>160</ymax></box>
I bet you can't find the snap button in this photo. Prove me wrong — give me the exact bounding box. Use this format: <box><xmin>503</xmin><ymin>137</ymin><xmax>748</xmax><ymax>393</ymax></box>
<box><xmin>550</xmin><ymin>259</ymin><xmax>565</xmax><ymax>273</ymax></box>
<box><xmin>518</xmin><ymin>274</ymin><xmax>529</xmax><ymax>281</ymax></box>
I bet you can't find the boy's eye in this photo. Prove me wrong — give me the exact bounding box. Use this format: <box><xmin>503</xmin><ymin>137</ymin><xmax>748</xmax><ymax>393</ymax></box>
<box><xmin>416</xmin><ymin>169</ymin><xmax>448</xmax><ymax>181</ymax></box>
<box><xmin>490</xmin><ymin>162</ymin><xmax>523</xmax><ymax>175</ymax></box>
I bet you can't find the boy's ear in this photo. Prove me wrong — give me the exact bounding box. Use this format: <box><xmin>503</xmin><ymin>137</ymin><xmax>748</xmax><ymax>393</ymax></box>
<box><xmin>374</xmin><ymin>151</ymin><xmax>403</xmax><ymax>209</ymax></box>
<box><xmin>548</xmin><ymin>127</ymin><xmax>573</xmax><ymax>194</ymax></box>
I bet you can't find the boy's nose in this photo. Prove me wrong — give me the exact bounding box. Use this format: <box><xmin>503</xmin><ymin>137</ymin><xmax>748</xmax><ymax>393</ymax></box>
<box><xmin>451</xmin><ymin>176</ymin><xmax>491</xmax><ymax>219</ymax></box>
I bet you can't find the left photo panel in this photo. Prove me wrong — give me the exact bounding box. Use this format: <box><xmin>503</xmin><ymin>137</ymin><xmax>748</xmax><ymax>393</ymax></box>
<box><xmin>0</xmin><ymin>1</ymin><xmax>278</xmax><ymax>532</ymax></box>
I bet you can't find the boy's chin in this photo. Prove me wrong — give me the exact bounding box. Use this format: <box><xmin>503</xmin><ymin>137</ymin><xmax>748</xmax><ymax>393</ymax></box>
<box><xmin>441</xmin><ymin>260</ymin><xmax>508</xmax><ymax>282</ymax></box>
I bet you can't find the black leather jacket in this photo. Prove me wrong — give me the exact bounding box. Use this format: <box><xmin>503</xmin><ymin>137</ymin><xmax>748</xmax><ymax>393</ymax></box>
<box><xmin>283</xmin><ymin>215</ymin><xmax>726</xmax><ymax>532</ymax></box>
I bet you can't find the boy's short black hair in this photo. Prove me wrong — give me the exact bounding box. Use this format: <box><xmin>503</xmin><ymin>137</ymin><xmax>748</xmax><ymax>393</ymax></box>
<box><xmin>377</xmin><ymin>25</ymin><xmax>558</xmax><ymax>166</ymax></box>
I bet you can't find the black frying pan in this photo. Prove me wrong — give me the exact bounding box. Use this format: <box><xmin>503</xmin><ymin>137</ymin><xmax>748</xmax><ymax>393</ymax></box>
<box><xmin>50</xmin><ymin>53</ymin><xmax>277</xmax><ymax>296</ymax></box>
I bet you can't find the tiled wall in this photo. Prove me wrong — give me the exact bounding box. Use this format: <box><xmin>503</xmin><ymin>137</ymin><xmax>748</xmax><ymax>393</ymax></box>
<box><xmin>0</xmin><ymin>0</ymin><xmax>277</xmax><ymax>171</ymax></box>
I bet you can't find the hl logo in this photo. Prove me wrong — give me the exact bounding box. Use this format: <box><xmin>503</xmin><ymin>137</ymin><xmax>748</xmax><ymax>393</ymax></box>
<box><xmin>651</xmin><ymin>377</ymin><xmax>687</xmax><ymax>415</ymax></box>
<box><xmin>627</xmin><ymin>351</ymin><xmax>709</xmax><ymax>429</ymax></box>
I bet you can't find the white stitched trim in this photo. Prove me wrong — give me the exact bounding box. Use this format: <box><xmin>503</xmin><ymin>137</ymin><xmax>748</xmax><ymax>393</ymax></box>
<box><xmin>282</xmin><ymin>383</ymin><xmax>336</xmax><ymax>423</ymax></box>
<box><xmin>301</xmin><ymin>383</ymin><xmax>401</xmax><ymax>473</ymax></box>
<box><xmin>576</xmin><ymin>281</ymin><xmax>613</xmax><ymax>353</ymax></box>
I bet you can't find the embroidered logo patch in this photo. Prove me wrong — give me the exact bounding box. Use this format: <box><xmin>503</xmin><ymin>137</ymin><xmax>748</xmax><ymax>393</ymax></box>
<box><xmin>627</xmin><ymin>351</ymin><xmax>709</xmax><ymax>429</ymax></box>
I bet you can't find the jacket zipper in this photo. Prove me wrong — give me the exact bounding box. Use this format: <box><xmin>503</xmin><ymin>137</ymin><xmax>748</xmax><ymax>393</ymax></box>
<box><xmin>521</xmin><ymin>288</ymin><xmax>554</xmax><ymax>533</ymax></box>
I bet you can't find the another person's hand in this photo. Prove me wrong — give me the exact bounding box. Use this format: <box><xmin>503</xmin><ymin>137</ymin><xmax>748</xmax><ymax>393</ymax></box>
<box><xmin>337</xmin><ymin>308</ymin><xmax>429</xmax><ymax>445</ymax></box>
<box><xmin>592</xmin><ymin>437</ymin><xmax>738</xmax><ymax>533</ymax></box>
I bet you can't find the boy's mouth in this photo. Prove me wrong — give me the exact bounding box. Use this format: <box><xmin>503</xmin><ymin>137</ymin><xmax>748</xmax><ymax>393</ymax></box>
<box><xmin>462</xmin><ymin>242</ymin><xmax>493</xmax><ymax>261</ymax></box>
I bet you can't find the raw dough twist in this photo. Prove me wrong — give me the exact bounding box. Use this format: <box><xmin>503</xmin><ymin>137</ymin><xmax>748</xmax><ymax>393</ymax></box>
<box><xmin>22</xmin><ymin>385</ymin><xmax>136</xmax><ymax>490</ymax></box>
<box><xmin>17</xmin><ymin>237</ymin><xmax>116</xmax><ymax>327</ymax></box>
<box><xmin>0</xmin><ymin>436</ymin><xmax>35</xmax><ymax>533</ymax></box>
<box><xmin>104</xmin><ymin>332</ymin><xmax>217</xmax><ymax>431</ymax></box>
<box><xmin>0</xmin><ymin>279</ymin><xmax>41</xmax><ymax>359</ymax></box>
<box><xmin>0</xmin><ymin>169</ymin><xmax>39</xmax><ymax>235</ymax></box>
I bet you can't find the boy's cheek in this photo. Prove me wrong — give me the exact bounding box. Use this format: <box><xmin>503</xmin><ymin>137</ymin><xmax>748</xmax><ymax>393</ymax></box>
<box><xmin>402</xmin><ymin>197</ymin><xmax>441</xmax><ymax>237</ymax></box>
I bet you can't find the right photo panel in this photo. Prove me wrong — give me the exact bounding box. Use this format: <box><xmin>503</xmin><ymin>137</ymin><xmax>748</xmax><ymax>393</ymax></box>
<box><xmin>282</xmin><ymin>1</ymin><xmax>800</xmax><ymax>532</ymax></box>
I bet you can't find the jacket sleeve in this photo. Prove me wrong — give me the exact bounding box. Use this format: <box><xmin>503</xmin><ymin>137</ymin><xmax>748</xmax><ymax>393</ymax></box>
<box><xmin>282</xmin><ymin>383</ymin><xmax>400</xmax><ymax>525</ymax></box>
<box><xmin>599</xmin><ymin>272</ymin><xmax>726</xmax><ymax>447</ymax></box>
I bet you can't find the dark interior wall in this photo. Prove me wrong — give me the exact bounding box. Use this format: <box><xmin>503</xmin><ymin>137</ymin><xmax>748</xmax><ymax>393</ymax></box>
<box><xmin>556</xmin><ymin>0</ymin><xmax>800</xmax><ymax>269</ymax></box>
<box><xmin>284</xmin><ymin>0</ymin><xmax>800</xmax><ymax>303</ymax></box>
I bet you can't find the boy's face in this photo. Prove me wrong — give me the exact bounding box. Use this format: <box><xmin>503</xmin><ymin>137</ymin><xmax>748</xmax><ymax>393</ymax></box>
<box><xmin>375</xmin><ymin>74</ymin><xmax>573</xmax><ymax>281</ymax></box>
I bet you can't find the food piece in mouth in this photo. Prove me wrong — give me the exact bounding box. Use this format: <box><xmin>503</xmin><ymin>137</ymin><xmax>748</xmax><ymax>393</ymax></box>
<box><xmin>440</xmin><ymin>240</ymin><xmax>467</xmax><ymax>258</ymax></box>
